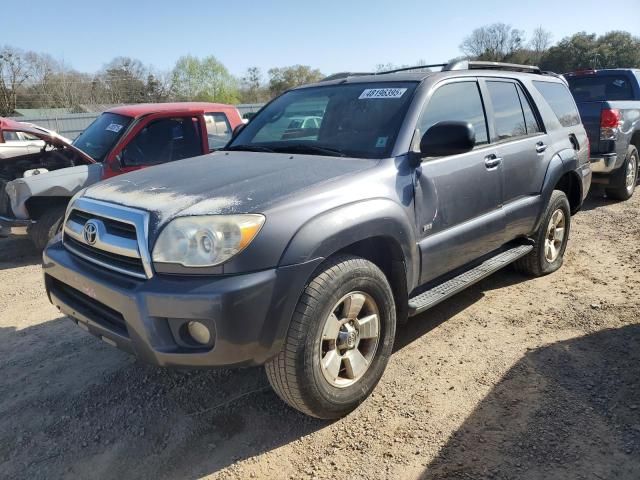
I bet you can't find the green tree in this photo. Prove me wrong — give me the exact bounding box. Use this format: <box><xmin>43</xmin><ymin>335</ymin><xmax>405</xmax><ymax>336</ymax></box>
<box><xmin>171</xmin><ymin>55</ymin><xmax>239</xmax><ymax>104</ymax></box>
<box><xmin>540</xmin><ymin>31</ymin><xmax>640</xmax><ymax>72</ymax></box>
<box><xmin>267</xmin><ymin>65</ymin><xmax>324</xmax><ymax>97</ymax></box>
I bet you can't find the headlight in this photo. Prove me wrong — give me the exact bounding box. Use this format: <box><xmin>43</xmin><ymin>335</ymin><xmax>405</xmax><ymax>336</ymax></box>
<box><xmin>152</xmin><ymin>214</ymin><xmax>265</xmax><ymax>267</ymax></box>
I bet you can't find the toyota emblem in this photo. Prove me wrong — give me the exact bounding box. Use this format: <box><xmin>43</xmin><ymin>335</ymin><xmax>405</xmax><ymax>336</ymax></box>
<box><xmin>82</xmin><ymin>220</ymin><xmax>99</xmax><ymax>245</ymax></box>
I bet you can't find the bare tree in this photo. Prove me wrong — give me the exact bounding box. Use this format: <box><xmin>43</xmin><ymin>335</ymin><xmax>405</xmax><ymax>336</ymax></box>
<box><xmin>460</xmin><ymin>23</ymin><xmax>525</xmax><ymax>61</ymax></box>
<box><xmin>239</xmin><ymin>67</ymin><xmax>267</xmax><ymax>103</ymax></box>
<box><xmin>0</xmin><ymin>46</ymin><xmax>34</xmax><ymax>115</ymax></box>
<box><xmin>529</xmin><ymin>27</ymin><xmax>552</xmax><ymax>63</ymax></box>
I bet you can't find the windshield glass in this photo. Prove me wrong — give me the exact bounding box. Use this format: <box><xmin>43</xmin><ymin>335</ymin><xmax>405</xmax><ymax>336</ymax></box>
<box><xmin>72</xmin><ymin>112</ymin><xmax>132</xmax><ymax>161</ymax></box>
<box><xmin>228</xmin><ymin>82</ymin><xmax>418</xmax><ymax>158</ymax></box>
<box><xmin>567</xmin><ymin>75</ymin><xmax>634</xmax><ymax>102</ymax></box>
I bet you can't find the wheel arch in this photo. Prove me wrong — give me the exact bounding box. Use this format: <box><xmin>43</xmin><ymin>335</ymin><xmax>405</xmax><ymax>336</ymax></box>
<box><xmin>25</xmin><ymin>195</ymin><xmax>70</xmax><ymax>220</ymax></box>
<box><xmin>279</xmin><ymin>199</ymin><xmax>419</xmax><ymax>319</ymax></box>
<box><xmin>533</xmin><ymin>150</ymin><xmax>584</xmax><ymax>232</ymax></box>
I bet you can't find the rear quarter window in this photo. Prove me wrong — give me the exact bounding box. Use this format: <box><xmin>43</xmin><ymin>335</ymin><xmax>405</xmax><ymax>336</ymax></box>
<box><xmin>533</xmin><ymin>81</ymin><xmax>581</xmax><ymax>128</ymax></box>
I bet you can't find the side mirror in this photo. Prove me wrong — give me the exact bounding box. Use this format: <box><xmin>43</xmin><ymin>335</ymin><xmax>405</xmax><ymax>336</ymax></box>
<box><xmin>231</xmin><ymin>123</ymin><xmax>246</xmax><ymax>139</ymax></box>
<box><xmin>420</xmin><ymin>121</ymin><xmax>476</xmax><ymax>157</ymax></box>
<box><xmin>111</xmin><ymin>153</ymin><xmax>123</xmax><ymax>172</ymax></box>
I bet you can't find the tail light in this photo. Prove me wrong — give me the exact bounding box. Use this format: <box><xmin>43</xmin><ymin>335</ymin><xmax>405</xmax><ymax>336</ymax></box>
<box><xmin>600</xmin><ymin>108</ymin><xmax>621</xmax><ymax>140</ymax></box>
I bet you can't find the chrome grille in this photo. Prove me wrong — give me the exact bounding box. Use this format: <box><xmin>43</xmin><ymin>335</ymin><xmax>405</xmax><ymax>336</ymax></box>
<box><xmin>62</xmin><ymin>197</ymin><xmax>153</xmax><ymax>279</ymax></box>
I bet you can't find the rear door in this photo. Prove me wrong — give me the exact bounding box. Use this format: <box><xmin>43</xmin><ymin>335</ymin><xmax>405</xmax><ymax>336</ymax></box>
<box><xmin>415</xmin><ymin>79</ymin><xmax>505</xmax><ymax>283</ymax></box>
<box><xmin>482</xmin><ymin>78</ymin><xmax>551</xmax><ymax>238</ymax></box>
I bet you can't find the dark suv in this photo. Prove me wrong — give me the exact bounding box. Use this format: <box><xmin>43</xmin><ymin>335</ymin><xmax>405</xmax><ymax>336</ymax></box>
<box><xmin>43</xmin><ymin>60</ymin><xmax>591</xmax><ymax>419</ymax></box>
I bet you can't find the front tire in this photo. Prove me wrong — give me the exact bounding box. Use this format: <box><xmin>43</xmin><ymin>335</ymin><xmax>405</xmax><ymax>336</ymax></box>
<box><xmin>515</xmin><ymin>190</ymin><xmax>571</xmax><ymax>277</ymax></box>
<box><xmin>28</xmin><ymin>206</ymin><xmax>66</xmax><ymax>250</ymax></box>
<box><xmin>606</xmin><ymin>146</ymin><xmax>638</xmax><ymax>201</ymax></box>
<box><xmin>266</xmin><ymin>255</ymin><xmax>396</xmax><ymax>419</ymax></box>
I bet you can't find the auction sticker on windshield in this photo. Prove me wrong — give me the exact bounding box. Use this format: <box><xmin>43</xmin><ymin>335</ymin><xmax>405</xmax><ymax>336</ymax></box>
<box><xmin>105</xmin><ymin>123</ymin><xmax>124</xmax><ymax>133</ymax></box>
<box><xmin>359</xmin><ymin>88</ymin><xmax>407</xmax><ymax>99</ymax></box>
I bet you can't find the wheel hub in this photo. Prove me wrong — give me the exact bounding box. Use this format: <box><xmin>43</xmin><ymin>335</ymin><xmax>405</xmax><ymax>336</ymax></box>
<box><xmin>319</xmin><ymin>291</ymin><xmax>381</xmax><ymax>388</ymax></box>
<box><xmin>544</xmin><ymin>208</ymin><xmax>566</xmax><ymax>263</ymax></box>
<box><xmin>337</xmin><ymin>323</ymin><xmax>359</xmax><ymax>350</ymax></box>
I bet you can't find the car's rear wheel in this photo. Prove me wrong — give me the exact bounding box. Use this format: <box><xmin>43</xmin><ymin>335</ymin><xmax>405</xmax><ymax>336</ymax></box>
<box><xmin>514</xmin><ymin>190</ymin><xmax>571</xmax><ymax>277</ymax></box>
<box><xmin>265</xmin><ymin>255</ymin><xmax>396</xmax><ymax>419</ymax></box>
<box><xmin>0</xmin><ymin>179</ymin><xmax>9</xmax><ymax>238</ymax></box>
<box><xmin>606</xmin><ymin>146</ymin><xmax>638</xmax><ymax>201</ymax></box>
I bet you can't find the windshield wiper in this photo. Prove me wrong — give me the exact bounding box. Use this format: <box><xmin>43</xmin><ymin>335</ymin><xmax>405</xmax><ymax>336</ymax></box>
<box><xmin>273</xmin><ymin>144</ymin><xmax>346</xmax><ymax>157</ymax></box>
<box><xmin>225</xmin><ymin>144</ymin><xmax>275</xmax><ymax>153</ymax></box>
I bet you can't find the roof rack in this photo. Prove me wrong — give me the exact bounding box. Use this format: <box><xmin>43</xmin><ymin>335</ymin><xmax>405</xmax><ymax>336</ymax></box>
<box><xmin>375</xmin><ymin>63</ymin><xmax>448</xmax><ymax>75</ymax></box>
<box><xmin>321</xmin><ymin>60</ymin><xmax>547</xmax><ymax>82</ymax></box>
<box><xmin>444</xmin><ymin>60</ymin><xmax>542</xmax><ymax>74</ymax></box>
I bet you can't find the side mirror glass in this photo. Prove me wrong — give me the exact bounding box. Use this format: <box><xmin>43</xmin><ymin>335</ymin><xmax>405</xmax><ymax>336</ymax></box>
<box><xmin>420</xmin><ymin>121</ymin><xmax>476</xmax><ymax>157</ymax></box>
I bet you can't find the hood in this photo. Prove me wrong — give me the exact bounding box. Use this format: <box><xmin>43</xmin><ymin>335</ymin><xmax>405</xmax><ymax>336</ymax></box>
<box><xmin>84</xmin><ymin>151</ymin><xmax>377</xmax><ymax>224</ymax></box>
<box><xmin>0</xmin><ymin>117</ymin><xmax>94</xmax><ymax>164</ymax></box>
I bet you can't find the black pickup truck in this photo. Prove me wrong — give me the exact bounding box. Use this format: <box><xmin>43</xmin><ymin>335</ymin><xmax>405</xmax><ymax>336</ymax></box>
<box><xmin>565</xmin><ymin>69</ymin><xmax>640</xmax><ymax>200</ymax></box>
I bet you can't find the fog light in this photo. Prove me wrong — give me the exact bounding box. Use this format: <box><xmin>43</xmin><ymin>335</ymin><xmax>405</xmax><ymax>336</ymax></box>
<box><xmin>187</xmin><ymin>321</ymin><xmax>211</xmax><ymax>345</ymax></box>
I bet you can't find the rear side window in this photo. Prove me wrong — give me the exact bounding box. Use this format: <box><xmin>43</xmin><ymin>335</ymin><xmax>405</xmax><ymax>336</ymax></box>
<box><xmin>533</xmin><ymin>81</ymin><xmax>580</xmax><ymax>128</ymax></box>
<box><xmin>419</xmin><ymin>81</ymin><xmax>488</xmax><ymax>145</ymax></box>
<box><xmin>486</xmin><ymin>81</ymin><xmax>528</xmax><ymax>140</ymax></box>
<box><xmin>205</xmin><ymin>112</ymin><xmax>232</xmax><ymax>151</ymax></box>
<box><xmin>567</xmin><ymin>75</ymin><xmax>634</xmax><ymax>102</ymax></box>
<box><xmin>515</xmin><ymin>84</ymin><xmax>541</xmax><ymax>134</ymax></box>
<box><xmin>2</xmin><ymin>131</ymin><xmax>20</xmax><ymax>142</ymax></box>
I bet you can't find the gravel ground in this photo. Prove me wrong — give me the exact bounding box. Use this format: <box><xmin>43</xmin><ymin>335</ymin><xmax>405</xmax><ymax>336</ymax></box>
<box><xmin>0</xmin><ymin>188</ymin><xmax>639</xmax><ymax>480</ymax></box>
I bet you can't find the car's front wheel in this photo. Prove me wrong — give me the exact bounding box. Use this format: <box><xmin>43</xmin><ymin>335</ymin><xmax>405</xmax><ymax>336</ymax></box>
<box><xmin>266</xmin><ymin>255</ymin><xmax>396</xmax><ymax>419</ymax></box>
<box><xmin>28</xmin><ymin>206</ymin><xmax>66</xmax><ymax>250</ymax></box>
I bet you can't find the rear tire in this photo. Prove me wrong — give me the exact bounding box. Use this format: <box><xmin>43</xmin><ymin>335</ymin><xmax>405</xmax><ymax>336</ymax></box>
<box><xmin>28</xmin><ymin>206</ymin><xmax>67</xmax><ymax>250</ymax></box>
<box><xmin>0</xmin><ymin>179</ymin><xmax>9</xmax><ymax>238</ymax></box>
<box><xmin>265</xmin><ymin>255</ymin><xmax>396</xmax><ymax>419</ymax></box>
<box><xmin>606</xmin><ymin>146</ymin><xmax>638</xmax><ymax>201</ymax></box>
<box><xmin>514</xmin><ymin>190</ymin><xmax>571</xmax><ymax>277</ymax></box>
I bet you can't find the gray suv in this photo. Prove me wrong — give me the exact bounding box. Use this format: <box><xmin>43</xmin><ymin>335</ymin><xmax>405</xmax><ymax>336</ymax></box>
<box><xmin>43</xmin><ymin>61</ymin><xmax>591</xmax><ymax>419</ymax></box>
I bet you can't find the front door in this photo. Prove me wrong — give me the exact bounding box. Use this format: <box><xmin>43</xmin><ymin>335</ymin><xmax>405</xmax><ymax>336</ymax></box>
<box><xmin>414</xmin><ymin>79</ymin><xmax>505</xmax><ymax>284</ymax></box>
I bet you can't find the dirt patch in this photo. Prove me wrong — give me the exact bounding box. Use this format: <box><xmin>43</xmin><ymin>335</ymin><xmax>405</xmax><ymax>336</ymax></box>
<box><xmin>1</xmin><ymin>192</ymin><xmax>639</xmax><ymax>479</ymax></box>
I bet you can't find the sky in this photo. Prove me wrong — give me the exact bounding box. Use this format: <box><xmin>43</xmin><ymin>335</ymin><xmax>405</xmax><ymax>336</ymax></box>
<box><xmin>3</xmin><ymin>0</ymin><xmax>639</xmax><ymax>77</ymax></box>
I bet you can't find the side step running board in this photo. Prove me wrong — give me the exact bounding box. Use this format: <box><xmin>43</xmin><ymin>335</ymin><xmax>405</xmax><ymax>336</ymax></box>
<box><xmin>408</xmin><ymin>244</ymin><xmax>533</xmax><ymax>316</ymax></box>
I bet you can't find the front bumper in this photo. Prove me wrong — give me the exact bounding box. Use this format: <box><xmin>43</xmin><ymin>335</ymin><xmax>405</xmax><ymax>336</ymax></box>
<box><xmin>0</xmin><ymin>214</ymin><xmax>32</xmax><ymax>235</ymax></box>
<box><xmin>43</xmin><ymin>240</ymin><xmax>322</xmax><ymax>368</ymax></box>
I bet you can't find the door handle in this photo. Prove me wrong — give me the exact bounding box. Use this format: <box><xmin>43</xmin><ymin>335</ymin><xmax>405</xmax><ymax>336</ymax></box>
<box><xmin>536</xmin><ymin>141</ymin><xmax>548</xmax><ymax>153</ymax></box>
<box><xmin>484</xmin><ymin>155</ymin><xmax>502</xmax><ymax>169</ymax></box>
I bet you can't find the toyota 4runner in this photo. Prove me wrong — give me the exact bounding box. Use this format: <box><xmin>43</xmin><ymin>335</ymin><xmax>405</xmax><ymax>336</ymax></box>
<box><xmin>43</xmin><ymin>61</ymin><xmax>591</xmax><ymax>419</ymax></box>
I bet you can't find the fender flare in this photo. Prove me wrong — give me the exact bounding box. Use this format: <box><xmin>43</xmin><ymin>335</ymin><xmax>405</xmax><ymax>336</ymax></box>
<box><xmin>279</xmin><ymin>198</ymin><xmax>420</xmax><ymax>290</ymax></box>
<box><xmin>533</xmin><ymin>148</ymin><xmax>583</xmax><ymax>232</ymax></box>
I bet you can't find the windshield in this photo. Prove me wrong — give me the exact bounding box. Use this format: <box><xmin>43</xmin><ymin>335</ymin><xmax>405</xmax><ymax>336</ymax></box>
<box><xmin>72</xmin><ymin>112</ymin><xmax>132</xmax><ymax>161</ymax></box>
<box><xmin>228</xmin><ymin>82</ymin><xmax>418</xmax><ymax>158</ymax></box>
<box><xmin>567</xmin><ymin>75</ymin><xmax>634</xmax><ymax>102</ymax></box>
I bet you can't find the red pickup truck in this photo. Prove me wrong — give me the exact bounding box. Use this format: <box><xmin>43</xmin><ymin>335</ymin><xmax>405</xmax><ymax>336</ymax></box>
<box><xmin>0</xmin><ymin>102</ymin><xmax>243</xmax><ymax>247</ymax></box>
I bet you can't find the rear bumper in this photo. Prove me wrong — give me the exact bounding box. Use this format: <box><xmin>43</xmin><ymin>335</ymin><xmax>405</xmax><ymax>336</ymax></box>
<box><xmin>590</xmin><ymin>153</ymin><xmax>619</xmax><ymax>174</ymax></box>
<box><xmin>43</xmin><ymin>240</ymin><xmax>322</xmax><ymax>368</ymax></box>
